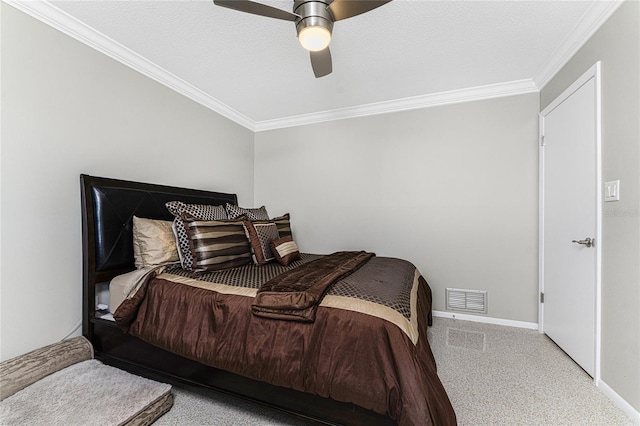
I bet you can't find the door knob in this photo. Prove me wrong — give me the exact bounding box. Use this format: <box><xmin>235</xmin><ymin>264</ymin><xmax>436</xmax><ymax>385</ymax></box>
<box><xmin>572</xmin><ymin>237</ymin><xmax>594</xmax><ymax>248</ymax></box>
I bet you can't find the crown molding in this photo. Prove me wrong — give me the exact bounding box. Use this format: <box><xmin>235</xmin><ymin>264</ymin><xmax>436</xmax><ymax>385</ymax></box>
<box><xmin>7</xmin><ymin>0</ymin><xmax>619</xmax><ymax>133</ymax></box>
<box><xmin>253</xmin><ymin>79</ymin><xmax>538</xmax><ymax>131</ymax></box>
<box><xmin>533</xmin><ymin>0</ymin><xmax>624</xmax><ymax>90</ymax></box>
<box><xmin>4</xmin><ymin>0</ymin><xmax>256</xmax><ymax>131</ymax></box>
<box><xmin>4</xmin><ymin>0</ymin><xmax>538</xmax><ymax>133</ymax></box>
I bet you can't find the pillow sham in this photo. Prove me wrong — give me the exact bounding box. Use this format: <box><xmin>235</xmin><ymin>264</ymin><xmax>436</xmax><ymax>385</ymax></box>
<box><xmin>166</xmin><ymin>201</ymin><xmax>229</xmax><ymax>270</ymax></box>
<box><xmin>166</xmin><ymin>201</ymin><xmax>228</xmax><ymax>220</ymax></box>
<box><xmin>243</xmin><ymin>221</ymin><xmax>279</xmax><ymax>265</ymax></box>
<box><xmin>132</xmin><ymin>216</ymin><xmax>179</xmax><ymax>269</ymax></box>
<box><xmin>225</xmin><ymin>204</ymin><xmax>270</xmax><ymax>221</ymax></box>
<box><xmin>181</xmin><ymin>217</ymin><xmax>252</xmax><ymax>272</ymax></box>
<box><xmin>269</xmin><ymin>236</ymin><xmax>300</xmax><ymax>266</ymax></box>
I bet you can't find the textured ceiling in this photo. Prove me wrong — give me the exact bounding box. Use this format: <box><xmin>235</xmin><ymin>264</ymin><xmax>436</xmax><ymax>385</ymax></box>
<box><xmin>29</xmin><ymin>0</ymin><xmax>621</xmax><ymax>129</ymax></box>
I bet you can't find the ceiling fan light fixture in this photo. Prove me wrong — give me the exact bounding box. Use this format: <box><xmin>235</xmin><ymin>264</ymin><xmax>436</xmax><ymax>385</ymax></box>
<box><xmin>214</xmin><ymin>0</ymin><xmax>391</xmax><ymax>77</ymax></box>
<box><xmin>298</xmin><ymin>25</ymin><xmax>331</xmax><ymax>51</ymax></box>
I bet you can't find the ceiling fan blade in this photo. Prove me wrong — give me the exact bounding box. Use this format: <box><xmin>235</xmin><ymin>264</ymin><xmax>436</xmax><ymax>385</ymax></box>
<box><xmin>310</xmin><ymin>47</ymin><xmax>332</xmax><ymax>78</ymax></box>
<box><xmin>327</xmin><ymin>0</ymin><xmax>391</xmax><ymax>21</ymax></box>
<box><xmin>213</xmin><ymin>0</ymin><xmax>299</xmax><ymax>21</ymax></box>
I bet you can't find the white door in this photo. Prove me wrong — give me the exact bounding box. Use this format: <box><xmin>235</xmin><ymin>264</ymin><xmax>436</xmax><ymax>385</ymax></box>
<box><xmin>540</xmin><ymin>63</ymin><xmax>600</xmax><ymax>378</ymax></box>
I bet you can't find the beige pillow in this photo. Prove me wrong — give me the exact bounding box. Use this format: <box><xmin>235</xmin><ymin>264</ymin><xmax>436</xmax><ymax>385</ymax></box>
<box><xmin>132</xmin><ymin>216</ymin><xmax>179</xmax><ymax>269</ymax></box>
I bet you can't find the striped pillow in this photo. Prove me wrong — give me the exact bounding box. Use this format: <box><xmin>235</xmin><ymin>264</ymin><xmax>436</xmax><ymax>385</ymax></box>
<box><xmin>272</xmin><ymin>214</ymin><xmax>292</xmax><ymax>238</ymax></box>
<box><xmin>256</xmin><ymin>214</ymin><xmax>292</xmax><ymax>239</ymax></box>
<box><xmin>166</xmin><ymin>201</ymin><xmax>229</xmax><ymax>270</ymax></box>
<box><xmin>181</xmin><ymin>218</ymin><xmax>251</xmax><ymax>272</ymax></box>
<box><xmin>269</xmin><ymin>236</ymin><xmax>300</xmax><ymax>266</ymax></box>
<box><xmin>243</xmin><ymin>221</ymin><xmax>280</xmax><ymax>265</ymax></box>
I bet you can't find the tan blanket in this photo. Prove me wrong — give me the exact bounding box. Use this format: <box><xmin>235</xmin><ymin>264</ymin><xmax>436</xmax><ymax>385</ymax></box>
<box><xmin>251</xmin><ymin>251</ymin><xmax>374</xmax><ymax>322</ymax></box>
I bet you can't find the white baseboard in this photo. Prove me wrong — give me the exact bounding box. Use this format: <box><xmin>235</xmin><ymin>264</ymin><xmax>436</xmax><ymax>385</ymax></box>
<box><xmin>598</xmin><ymin>379</ymin><xmax>640</xmax><ymax>424</ymax></box>
<box><xmin>432</xmin><ymin>310</ymin><xmax>539</xmax><ymax>330</ymax></box>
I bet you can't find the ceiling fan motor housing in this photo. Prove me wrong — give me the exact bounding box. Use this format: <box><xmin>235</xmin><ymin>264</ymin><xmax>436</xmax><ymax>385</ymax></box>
<box><xmin>294</xmin><ymin>0</ymin><xmax>335</xmax><ymax>38</ymax></box>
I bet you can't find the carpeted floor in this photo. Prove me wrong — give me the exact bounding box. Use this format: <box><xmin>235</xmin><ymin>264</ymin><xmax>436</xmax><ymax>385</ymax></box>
<box><xmin>429</xmin><ymin>317</ymin><xmax>634</xmax><ymax>426</ymax></box>
<box><xmin>154</xmin><ymin>317</ymin><xmax>635</xmax><ymax>425</ymax></box>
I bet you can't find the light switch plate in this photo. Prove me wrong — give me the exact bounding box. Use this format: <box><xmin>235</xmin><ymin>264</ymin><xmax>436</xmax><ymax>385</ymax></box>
<box><xmin>604</xmin><ymin>180</ymin><xmax>620</xmax><ymax>202</ymax></box>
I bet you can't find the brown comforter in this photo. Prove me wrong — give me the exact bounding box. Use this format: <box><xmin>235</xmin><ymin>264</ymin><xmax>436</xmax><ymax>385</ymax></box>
<box><xmin>252</xmin><ymin>251</ymin><xmax>374</xmax><ymax>321</ymax></box>
<box><xmin>115</xmin><ymin>255</ymin><xmax>456</xmax><ymax>425</ymax></box>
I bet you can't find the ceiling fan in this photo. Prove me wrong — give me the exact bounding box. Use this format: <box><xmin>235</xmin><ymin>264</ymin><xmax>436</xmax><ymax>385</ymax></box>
<box><xmin>213</xmin><ymin>0</ymin><xmax>391</xmax><ymax>78</ymax></box>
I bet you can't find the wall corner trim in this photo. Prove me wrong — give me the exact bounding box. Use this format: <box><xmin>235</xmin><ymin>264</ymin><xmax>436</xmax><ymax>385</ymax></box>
<box><xmin>4</xmin><ymin>0</ymin><xmax>539</xmax><ymax>132</ymax></box>
<box><xmin>10</xmin><ymin>0</ymin><xmax>616</xmax><ymax>132</ymax></box>
<box><xmin>533</xmin><ymin>0</ymin><xmax>624</xmax><ymax>90</ymax></box>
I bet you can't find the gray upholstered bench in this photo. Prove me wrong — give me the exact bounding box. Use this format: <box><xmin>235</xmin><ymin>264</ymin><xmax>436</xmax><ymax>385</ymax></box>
<box><xmin>0</xmin><ymin>336</ymin><xmax>173</xmax><ymax>425</ymax></box>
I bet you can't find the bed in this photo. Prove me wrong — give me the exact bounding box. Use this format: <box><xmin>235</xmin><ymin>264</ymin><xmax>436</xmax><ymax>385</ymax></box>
<box><xmin>80</xmin><ymin>174</ymin><xmax>456</xmax><ymax>426</ymax></box>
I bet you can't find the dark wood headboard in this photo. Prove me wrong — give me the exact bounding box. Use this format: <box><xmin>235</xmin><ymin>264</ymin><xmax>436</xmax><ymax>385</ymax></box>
<box><xmin>80</xmin><ymin>174</ymin><xmax>237</xmax><ymax>337</ymax></box>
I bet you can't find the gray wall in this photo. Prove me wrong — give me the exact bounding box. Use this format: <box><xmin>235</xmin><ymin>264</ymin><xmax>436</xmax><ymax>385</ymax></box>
<box><xmin>255</xmin><ymin>93</ymin><xmax>540</xmax><ymax>324</ymax></box>
<box><xmin>0</xmin><ymin>4</ymin><xmax>254</xmax><ymax>360</ymax></box>
<box><xmin>540</xmin><ymin>0</ymin><xmax>640</xmax><ymax>413</ymax></box>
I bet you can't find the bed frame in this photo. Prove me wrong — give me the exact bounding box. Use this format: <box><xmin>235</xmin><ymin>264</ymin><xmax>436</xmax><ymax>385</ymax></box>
<box><xmin>80</xmin><ymin>174</ymin><xmax>394</xmax><ymax>426</ymax></box>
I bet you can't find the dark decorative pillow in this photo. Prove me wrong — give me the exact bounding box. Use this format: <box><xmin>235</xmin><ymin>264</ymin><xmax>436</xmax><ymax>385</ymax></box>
<box><xmin>269</xmin><ymin>236</ymin><xmax>300</xmax><ymax>266</ymax></box>
<box><xmin>181</xmin><ymin>217</ymin><xmax>251</xmax><ymax>272</ymax></box>
<box><xmin>270</xmin><ymin>213</ymin><xmax>292</xmax><ymax>239</ymax></box>
<box><xmin>243</xmin><ymin>221</ymin><xmax>279</xmax><ymax>265</ymax></box>
<box><xmin>166</xmin><ymin>201</ymin><xmax>229</xmax><ymax>270</ymax></box>
<box><xmin>225</xmin><ymin>203</ymin><xmax>270</xmax><ymax>221</ymax></box>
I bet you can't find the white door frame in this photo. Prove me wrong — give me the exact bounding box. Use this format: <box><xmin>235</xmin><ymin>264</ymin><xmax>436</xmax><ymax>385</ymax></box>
<box><xmin>538</xmin><ymin>62</ymin><xmax>602</xmax><ymax>384</ymax></box>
